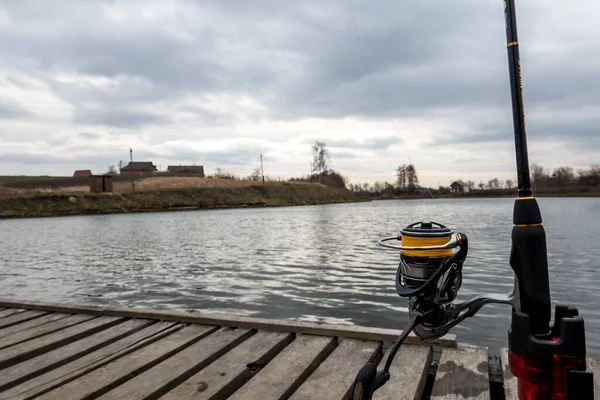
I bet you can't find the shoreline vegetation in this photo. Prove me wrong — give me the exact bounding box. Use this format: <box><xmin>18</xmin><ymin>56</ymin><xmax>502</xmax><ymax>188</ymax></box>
<box><xmin>0</xmin><ymin>177</ymin><xmax>366</xmax><ymax>219</ymax></box>
<box><xmin>349</xmin><ymin>163</ymin><xmax>600</xmax><ymax>200</ymax></box>
<box><xmin>1</xmin><ymin>162</ymin><xmax>598</xmax><ymax>219</ymax></box>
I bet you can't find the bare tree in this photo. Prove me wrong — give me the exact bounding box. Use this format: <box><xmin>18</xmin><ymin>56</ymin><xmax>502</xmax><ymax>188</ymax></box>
<box><xmin>531</xmin><ymin>164</ymin><xmax>548</xmax><ymax>188</ymax></box>
<box><xmin>406</xmin><ymin>164</ymin><xmax>419</xmax><ymax>192</ymax></box>
<box><xmin>107</xmin><ymin>165</ymin><xmax>119</xmax><ymax>175</ymax></box>
<box><xmin>506</xmin><ymin>179</ymin><xmax>514</xmax><ymax>189</ymax></box>
<box><xmin>311</xmin><ymin>141</ymin><xmax>331</xmax><ymax>176</ymax></box>
<box><xmin>478</xmin><ymin>182</ymin><xmax>485</xmax><ymax>190</ymax></box>
<box><xmin>396</xmin><ymin>164</ymin><xmax>407</xmax><ymax>190</ymax></box>
<box><xmin>249</xmin><ymin>167</ymin><xmax>262</xmax><ymax>181</ymax></box>
<box><xmin>487</xmin><ymin>178</ymin><xmax>500</xmax><ymax>189</ymax></box>
<box><xmin>551</xmin><ymin>166</ymin><xmax>575</xmax><ymax>187</ymax></box>
<box><xmin>466</xmin><ymin>180</ymin><xmax>475</xmax><ymax>191</ymax></box>
<box><xmin>579</xmin><ymin>165</ymin><xmax>600</xmax><ymax>186</ymax></box>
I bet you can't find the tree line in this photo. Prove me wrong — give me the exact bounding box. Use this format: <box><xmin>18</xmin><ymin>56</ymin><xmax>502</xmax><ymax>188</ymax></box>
<box><xmin>348</xmin><ymin>163</ymin><xmax>423</xmax><ymax>196</ymax></box>
<box><xmin>347</xmin><ymin>164</ymin><xmax>600</xmax><ymax>197</ymax></box>
<box><xmin>530</xmin><ymin>164</ymin><xmax>600</xmax><ymax>189</ymax></box>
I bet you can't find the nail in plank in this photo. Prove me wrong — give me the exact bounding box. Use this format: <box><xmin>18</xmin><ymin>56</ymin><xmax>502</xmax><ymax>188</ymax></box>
<box><xmin>162</xmin><ymin>331</ymin><xmax>294</xmax><ymax>400</ymax></box>
<box><xmin>230</xmin><ymin>334</ymin><xmax>336</xmax><ymax>400</ymax></box>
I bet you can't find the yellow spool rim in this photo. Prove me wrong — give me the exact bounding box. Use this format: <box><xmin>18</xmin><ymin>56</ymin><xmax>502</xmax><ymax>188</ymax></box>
<box><xmin>401</xmin><ymin>233</ymin><xmax>452</xmax><ymax>257</ymax></box>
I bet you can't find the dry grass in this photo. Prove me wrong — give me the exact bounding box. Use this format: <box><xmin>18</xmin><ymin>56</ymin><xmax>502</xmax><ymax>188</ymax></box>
<box><xmin>0</xmin><ymin>181</ymin><xmax>363</xmax><ymax>219</ymax></box>
<box><xmin>113</xmin><ymin>177</ymin><xmax>321</xmax><ymax>192</ymax></box>
<box><xmin>0</xmin><ymin>176</ymin><xmax>324</xmax><ymax>197</ymax></box>
<box><xmin>0</xmin><ymin>186</ymin><xmax>89</xmax><ymax>196</ymax></box>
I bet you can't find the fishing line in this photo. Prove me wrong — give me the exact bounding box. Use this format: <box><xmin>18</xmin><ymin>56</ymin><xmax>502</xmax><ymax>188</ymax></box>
<box><xmin>346</xmin><ymin>0</ymin><xmax>434</xmax><ymax>199</ymax></box>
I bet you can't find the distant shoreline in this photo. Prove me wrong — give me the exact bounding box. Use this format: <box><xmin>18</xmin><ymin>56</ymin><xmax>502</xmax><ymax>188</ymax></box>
<box><xmin>368</xmin><ymin>190</ymin><xmax>600</xmax><ymax>200</ymax></box>
<box><xmin>0</xmin><ymin>183</ymin><xmax>367</xmax><ymax>220</ymax></box>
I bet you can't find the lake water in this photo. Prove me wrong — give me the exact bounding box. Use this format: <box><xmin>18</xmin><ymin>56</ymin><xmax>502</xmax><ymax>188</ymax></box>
<box><xmin>1</xmin><ymin>197</ymin><xmax>599</xmax><ymax>356</ymax></box>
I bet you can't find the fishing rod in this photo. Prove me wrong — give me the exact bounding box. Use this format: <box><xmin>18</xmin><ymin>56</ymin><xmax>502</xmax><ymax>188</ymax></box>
<box><xmin>351</xmin><ymin>1</ymin><xmax>595</xmax><ymax>399</ymax></box>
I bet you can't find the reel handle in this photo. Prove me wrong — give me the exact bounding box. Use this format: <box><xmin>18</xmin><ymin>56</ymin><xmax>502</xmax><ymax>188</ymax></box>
<box><xmin>350</xmin><ymin>364</ymin><xmax>389</xmax><ymax>400</ymax></box>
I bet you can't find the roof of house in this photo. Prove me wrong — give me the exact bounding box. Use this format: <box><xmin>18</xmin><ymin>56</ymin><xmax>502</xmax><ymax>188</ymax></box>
<box><xmin>120</xmin><ymin>162</ymin><xmax>157</xmax><ymax>172</ymax></box>
<box><xmin>167</xmin><ymin>165</ymin><xmax>204</xmax><ymax>173</ymax></box>
<box><xmin>450</xmin><ymin>180</ymin><xmax>466</xmax><ymax>187</ymax></box>
<box><xmin>73</xmin><ymin>169</ymin><xmax>92</xmax><ymax>177</ymax></box>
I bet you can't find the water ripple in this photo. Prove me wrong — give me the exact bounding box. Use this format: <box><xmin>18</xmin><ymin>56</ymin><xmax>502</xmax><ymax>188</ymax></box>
<box><xmin>0</xmin><ymin>198</ymin><xmax>599</xmax><ymax>355</ymax></box>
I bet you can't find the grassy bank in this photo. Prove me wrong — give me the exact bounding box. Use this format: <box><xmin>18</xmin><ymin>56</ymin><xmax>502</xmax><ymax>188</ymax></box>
<box><xmin>0</xmin><ymin>182</ymin><xmax>366</xmax><ymax>219</ymax></box>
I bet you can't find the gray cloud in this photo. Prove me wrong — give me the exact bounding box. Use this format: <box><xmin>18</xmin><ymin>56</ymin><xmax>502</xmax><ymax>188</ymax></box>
<box><xmin>305</xmin><ymin>136</ymin><xmax>401</xmax><ymax>150</ymax></box>
<box><xmin>73</xmin><ymin>108</ymin><xmax>170</xmax><ymax>128</ymax></box>
<box><xmin>0</xmin><ymin>0</ymin><xmax>598</xmax><ymax>179</ymax></box>
<box><xmin>0</xmin><ymin>98</ymin><xmax>32</xmax><ymax>119</ymax></box>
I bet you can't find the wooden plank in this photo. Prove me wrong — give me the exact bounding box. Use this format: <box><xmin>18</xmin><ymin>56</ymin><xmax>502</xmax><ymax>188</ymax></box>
<box><xmin>0</xmin><ymin>318</ymin><xmax>153</xmax><ymax>392</ymax></box>
<box><xmin>0</xmin><ymin>299</ymin><xmax>457</xmax><ymax>347</ymax></box>
<box><xmin>289</xmin><ymin>338</ymin><xmax>381</xmax><ymax>400</ymax></box>
<box><xmin>587</xmin><ymin>357</ymin><xmax>600</xmax><ymax>400</ymax></box>
<box><xmin>36</xmin><ymin>323</ymin><xmax>218</xmax><ymax>400</ymax></box>
<box><xmin>0</xmin><ymin>309</ymin><xmax>25</xmax><ymax>319</ymax></box>
<box><xmin>98</xmin><ymin>327</ymin><xmax>254</xmax><ymax>399</ymax></box>
<box><xmin>431</xmin><ymin>346</ymin><xmax>490</xmax><ymax>400</ymax></box>
<box><xmin>500</xmin><ymin>348</ymin><xmax>518</xmax><ymax>400</ymax></box>
<box><xmin>0</xmin><ymin>300</ymin><xmax>106</xmax><ymax>316</ymax></box>
<box><xmin>230</xmin><ymin>334</ymin><xmax>336</xmax><ymax>400</ymax></box>
<box><xmin>0</xmin><ymin>314</ymin><xmax>93</xmax><ymax>350</ymax></box>
<box><xmin>0</xmin><ymin>313</ymin><xmax>70</xmax><ymax>339</ymax></box>
<box><xmin>0</xmin><ymin>322</ymin><xmax>182</xmax><ymax>400</ymax></box>
<box><xmin>376</xmin><ymin>344</ymin><xmax>432</xmax><ymax>400</ymax></box>
<box><xmin>0</xmin><ymin>316</ymin><xmax>124</xmax><ymax>369</ymax></box>
<box><xmin>0</xmin><ymin>310</ymin><xmax>47</xmax><ymax>330</ymax></box>
<box><xmin>162</xmin><ymin>331</ymin><xmax>294</xmax><ymax>400</ymax></box>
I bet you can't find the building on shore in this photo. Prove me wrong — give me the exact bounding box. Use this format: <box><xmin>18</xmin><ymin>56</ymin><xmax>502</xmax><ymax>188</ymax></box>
<box><xmin>120</xmin><ymin>162</ymin><xmax>158</xmax><ymax>177</ymax></box>
<box><xmin>73</xmin><ymin>169</ymin><xmax>92</xmax><ymax>177</ymax></box>
<box><xmin>450</xmin><ymin>180</ymin><xmax>466</xmax><ymax>193</ymax></box>
<box><xmin>167</xmin><ymin>165</ymin><xmax>205</xmax><ymax>177</ymax></box>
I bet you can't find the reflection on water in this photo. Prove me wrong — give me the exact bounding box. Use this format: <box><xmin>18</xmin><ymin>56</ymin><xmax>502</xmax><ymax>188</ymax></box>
<box><xmin>1</xmin><ymin>197</ymin><xmax>599</xmax><ymax>355</ymax></box>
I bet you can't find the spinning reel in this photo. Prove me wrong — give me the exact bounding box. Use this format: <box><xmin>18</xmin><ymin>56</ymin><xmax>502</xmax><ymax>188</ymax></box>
<box><xmin>381</xmin><ymin>221</ymin><xmax>517</xmax><ymax>341</ymax></box>
<box><xmin>351</xmin><ymin>220</ymin><xmax>518</xmax><ymax>400</ymax></box>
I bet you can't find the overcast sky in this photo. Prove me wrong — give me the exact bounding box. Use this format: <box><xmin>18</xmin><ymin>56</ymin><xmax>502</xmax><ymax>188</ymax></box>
<box><xmin>1</xmin><ymin>1</ymin><xmax>598</xmax><ymax>186</ymax></box>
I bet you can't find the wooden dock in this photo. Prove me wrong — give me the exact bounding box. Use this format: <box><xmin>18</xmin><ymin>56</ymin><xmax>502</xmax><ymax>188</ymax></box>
<box><xmin>0</xmin><ymin>300</ymin><xmax>596</xmax><ymax>399</ymax></box>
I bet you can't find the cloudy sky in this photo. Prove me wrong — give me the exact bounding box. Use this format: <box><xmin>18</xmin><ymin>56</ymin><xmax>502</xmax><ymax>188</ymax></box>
<box><xmin>1</xmin><ymin>1</ymin><xmax>598</xmax><ymax>187</ymax></box>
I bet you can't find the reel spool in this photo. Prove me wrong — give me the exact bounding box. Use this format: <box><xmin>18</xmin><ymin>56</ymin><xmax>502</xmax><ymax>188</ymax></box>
<box><xmin>379</xmin><ymin>221</ymin><xmax>468</xmax><ymax>304</ymax></box>
<box><xmin>398</xmin><ymin>221</ymin><xmax>462</xmax><ymax>305</ymax></box>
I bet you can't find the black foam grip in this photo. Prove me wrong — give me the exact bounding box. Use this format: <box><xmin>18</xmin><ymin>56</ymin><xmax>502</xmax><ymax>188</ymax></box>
<box><xmin>510</xmin><ymin>224</ymin><xmax>551</xmax><ymax>334</ymax></box>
